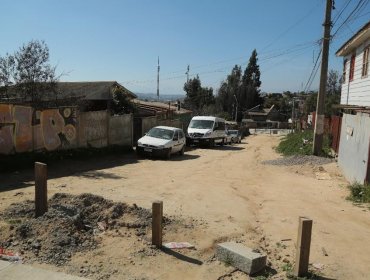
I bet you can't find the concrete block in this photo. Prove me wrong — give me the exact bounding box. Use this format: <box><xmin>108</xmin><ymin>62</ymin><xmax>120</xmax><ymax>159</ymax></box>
<box><xmin>216</xmin><ymin>242</ymin><xmax>266</xmax><ymax>275</ymax></box>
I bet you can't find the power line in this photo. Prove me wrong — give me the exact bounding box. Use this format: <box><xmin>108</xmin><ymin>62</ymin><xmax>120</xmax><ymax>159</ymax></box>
<box><xmin>332</xmin><ymin>0</ymin><xmax>369</xmax><ymax>38</ymax></box>
<box><xmin>261</xmin><ymin>1</ymin><xmax>323</xmax><ymax>51</ymax></box>
<box><xmin>304</xmin><ymin>48</ymin><xmax>322</xmax><ymax>93</ymax></box>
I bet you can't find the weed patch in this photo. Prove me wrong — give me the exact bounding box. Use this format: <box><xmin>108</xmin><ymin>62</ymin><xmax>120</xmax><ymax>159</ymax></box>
<box><xmin>276</xmin><ymin>130</ymin><xmax>331</xmax><ymax>157</ymax></box>
<box><xmin>347</xmin><ymin>182</ymin><xmax>370</xmax><ymax>203</ymax></box>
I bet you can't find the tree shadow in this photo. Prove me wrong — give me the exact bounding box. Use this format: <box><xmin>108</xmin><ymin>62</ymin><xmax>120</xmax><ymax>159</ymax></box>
<box><xmin>76</xmin><ymin>170</ymin><xmax>124</xmax><ymax>180</ymax></box>
<box><xmin>211</xmin><ymin>145</ymin><xmax>245</xmax><ymax>151</ymax></box>
<box><xmin>161</xmin><ymin>247</ymin><xmax>203</xmax><ymax>265</ymax></box>
<box><xmin>136</xmin><ymin>153</ymin><xmax>200</xmax><ymax>162</ymax></box>
<box><xmin>0</xmin><ymin>152</ymin><xmax>139</xmax><ymax>193</ymax></box>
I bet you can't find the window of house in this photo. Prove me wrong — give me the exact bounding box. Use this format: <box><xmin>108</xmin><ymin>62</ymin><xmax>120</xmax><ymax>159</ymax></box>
<box><xmin>349</xmin><ymin>54</ymin><xmax>356</xmax><ymax>82</ymax></box>
<box><xmin>362</xmin><ymin>46</ymin><xmax>369</xmax><ymax>78</ymax></box>
<box><xmin>342</xmin><ymin>59</ymin><xmax>347</xmax><ymax>83</ymax></box>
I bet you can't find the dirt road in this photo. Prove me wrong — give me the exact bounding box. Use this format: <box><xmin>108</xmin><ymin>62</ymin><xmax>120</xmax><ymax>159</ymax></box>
<box><xmin>1</xmin><ymin>135</ymin><xmax>369</xmax><ymax>280</ymax></box>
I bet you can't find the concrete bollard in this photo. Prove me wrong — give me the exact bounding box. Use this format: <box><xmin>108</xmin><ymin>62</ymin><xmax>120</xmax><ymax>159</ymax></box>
<box><xmin>294</xmin><ymin>217</ymin><xmax>313</xmax><ymax>277</ymax></box>
<box><xmin>152</xmin><ymin>200</ymin><xmax>163</xmax><ymax>248</ymax></box>
<box><xmin>35</xmin><ymin>162</ymin><xmax>48</xmax><ymax>218</ymax></box>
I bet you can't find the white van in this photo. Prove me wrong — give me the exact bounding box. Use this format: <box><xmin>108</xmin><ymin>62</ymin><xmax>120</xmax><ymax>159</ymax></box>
<box><xmin>186</xmin><ymin>116</ymin><xmax>226</xmax><ymax>146</ymax></box>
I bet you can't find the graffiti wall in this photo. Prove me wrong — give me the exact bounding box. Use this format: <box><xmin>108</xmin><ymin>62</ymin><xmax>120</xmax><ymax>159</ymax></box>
<box><xmin>0</xmin><ymin>105</ymin><xmax>133</xmax><ymax>155</ymax></box>
<box><xmin>0</xmin><ymin>105</ymin><xmax>78</xmax><ymax>154</ymax></box>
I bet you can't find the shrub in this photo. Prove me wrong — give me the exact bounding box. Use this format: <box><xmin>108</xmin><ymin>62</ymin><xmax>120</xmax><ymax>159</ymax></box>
<box><xmin>347</xmin><ymin>182</ymin><xmax>370</xmax><ymax>203</ymax></box>
<box><xmin>276</xmin><ymin>130</ymin><xmax>331</xmax><ymax>156</ymax></box>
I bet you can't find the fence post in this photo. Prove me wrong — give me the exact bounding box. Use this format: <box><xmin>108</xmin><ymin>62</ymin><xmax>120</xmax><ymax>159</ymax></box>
<box><xmin>35</xmin><ymin>162</ymin><xmax>48</xmax><ymax>217</ymax></box>
<box><xmin>152</xmin><ymin>200</ymin><xmax>163</xmax><ymax>248</ymax></box>
<box><xmin>294</xmin><ymin>217</ymin><xmax>313</xmax><ymax>277</ymax></box>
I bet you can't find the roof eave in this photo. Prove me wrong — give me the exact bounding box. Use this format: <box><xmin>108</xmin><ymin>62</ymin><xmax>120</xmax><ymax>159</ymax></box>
<box><xmin>336</xmin><ymin>21</ymin><xmax>370</xmax><ymax>57</ymax></box>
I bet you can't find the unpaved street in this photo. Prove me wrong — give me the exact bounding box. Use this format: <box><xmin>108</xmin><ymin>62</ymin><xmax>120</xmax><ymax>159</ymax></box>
<box><xmin>1</xmin><ymin>135</ymin><xmax>369</xmax><ymax>280</ymax></box>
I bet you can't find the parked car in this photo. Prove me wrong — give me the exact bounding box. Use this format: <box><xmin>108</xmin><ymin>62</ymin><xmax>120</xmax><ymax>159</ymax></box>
<box><xmin>187</xmin><ymin>116</ymin><xmax>226</xmax><ymax>146</ymax></box>
<box><xmin>224</xmin><ymin>131</ymin><xmax>233</xmax><ymax>145</ymax></box>
<box><xmin>227</xmin><ymin>130</ymin><xmax>241</xmax><ymax>143</ymax></box>
<box><xmin>136</xmin><ymin>126</ymin><xmax>186</xmax><ymax>159</ymax></box>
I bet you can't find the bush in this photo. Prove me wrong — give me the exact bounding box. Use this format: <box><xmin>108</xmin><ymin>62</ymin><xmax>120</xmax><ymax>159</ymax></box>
<box><xmin>276</xmin><ymin>130</ymin><xmax>331</xmax><ymax>156</ymax></box>
<box><xmin>347</xmin><ymin>182</ymin><xmax>370</xmax><ymax>203</ymax></box>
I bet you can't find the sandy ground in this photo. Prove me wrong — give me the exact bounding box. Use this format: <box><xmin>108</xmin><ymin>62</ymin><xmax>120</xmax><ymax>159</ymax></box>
<box><xmin>1</xmin><ymin>134</ymin><xmax>369</xmax><ymax>280</ymax></box>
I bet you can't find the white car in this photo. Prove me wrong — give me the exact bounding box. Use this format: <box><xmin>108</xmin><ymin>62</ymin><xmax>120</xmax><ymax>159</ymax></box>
<box><xmin>136</xmin><ymin>126</ymin><xmax>186</xmax><ymax>159</ymax></box>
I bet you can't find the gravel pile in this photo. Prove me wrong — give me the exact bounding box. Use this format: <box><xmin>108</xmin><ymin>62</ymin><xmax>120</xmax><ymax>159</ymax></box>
<box><xmin>262</xmin><ymin>155</ymin><xmax>333</xmax><ymax>166</ymax></box>
<box><xmin>0</xmin><ymin>193</ymin><xmax>154</xmax><ymax>266</ymax></box>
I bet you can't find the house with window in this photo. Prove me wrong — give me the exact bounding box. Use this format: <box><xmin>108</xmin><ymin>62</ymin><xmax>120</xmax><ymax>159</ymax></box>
<box><xmin>335</xmin><ymin>20</ymin><xmax>370</xmax><ymax>184</ymax></box>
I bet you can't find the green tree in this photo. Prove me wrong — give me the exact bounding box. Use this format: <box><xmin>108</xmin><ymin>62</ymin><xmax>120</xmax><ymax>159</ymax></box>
<box><xmin>13</xmin><ymin>40</ymin><xmax>58</xmax><ymax>102</ymax></box>
<box><xmin>111</xmin><ymin>87</ymin><xmax>136</xmax><ymax>115</ymax></box>
<box><xmin>183</xmin><ymin>75</ymin><xmax>214</xmax><ymax>113</ymax></box>
<box><xmin>0</xmin><ymin>53</ymin><xmax>15</xmax><ymax>99</ymax></box>
<box><xmin>240</xmin><ymin>49</ymin><xmax>262</xmax><ymax>112</ymax></box>
<box><xmin>303</xmin><ymin>70</ymin><xmax>341</xmax><ymax>116</ymax></box>
<box><xmin>216</xmin><ymin>65</ymin><xmax>242</xmax><ymax>118</ymax></box>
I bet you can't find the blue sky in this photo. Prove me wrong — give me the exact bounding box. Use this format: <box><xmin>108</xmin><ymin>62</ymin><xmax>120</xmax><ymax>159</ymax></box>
<box><xmin>0</xmin><ymin>0</ymin><xmax>369</xmax><ymax>95</ymax></box>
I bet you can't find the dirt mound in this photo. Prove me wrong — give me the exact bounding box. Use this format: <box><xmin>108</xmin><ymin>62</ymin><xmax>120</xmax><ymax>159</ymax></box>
<box><xmin>0</xmin><ymin>193</ymin><xmax>154</xmax><ymax>266</ymax></box>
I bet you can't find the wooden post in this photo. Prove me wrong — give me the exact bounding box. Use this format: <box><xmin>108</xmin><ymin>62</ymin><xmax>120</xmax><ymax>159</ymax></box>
<box><xmin>294</xmin><ymin>217</ymin><xmax>313</xmax><ymax>277</ymax></box>
<box><xmin>35</xmin><ymin>162</ymin><xmax>48</xmax><ymax>217</ymax></box>
<box><xmin>152</xmin><ymin>200</ymin><xmax>163</xmax><ymax>248</ymax></box>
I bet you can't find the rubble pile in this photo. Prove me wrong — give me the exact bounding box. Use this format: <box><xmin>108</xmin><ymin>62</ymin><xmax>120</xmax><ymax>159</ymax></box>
<box><xmin>0</xmin><ymin>193</ymin><xmax>153</xmax><ymax>266</ymax></box>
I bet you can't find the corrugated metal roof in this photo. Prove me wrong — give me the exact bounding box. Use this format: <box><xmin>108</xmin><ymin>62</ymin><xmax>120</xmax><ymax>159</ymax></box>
<box><xmin>131</xmin><ymin>99</ymin><xmax>192</xmax><ymax>114</ymax></box>
<box><xmin>4</xmin><ymin>81</ymin><xmax>136</xmax><ymax>101</ymax></box>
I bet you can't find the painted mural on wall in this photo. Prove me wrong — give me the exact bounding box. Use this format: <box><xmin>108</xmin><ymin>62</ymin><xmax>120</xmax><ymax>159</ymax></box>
<box><xmin>0</xmin><ymin>105</ymin><xmax>77</xmax><ymax>154</ymax></box>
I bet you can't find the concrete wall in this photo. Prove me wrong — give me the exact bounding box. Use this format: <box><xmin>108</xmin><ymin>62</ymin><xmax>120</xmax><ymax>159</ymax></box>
<box><xmin>109</xmin><ymin>114</ymin><xmax>132</xmax><ymax>146</ymax></box>
<box><xmin>0</xmin><ymin>105</ymin><xmax>133</xmax><ymax>154</ymax></box>
<box><xmin>340</xmin><ymin>39</ymin><xmax>370</xmax><ymax>106</ymax></box>
<box><xmin>338</xmin><ymin>112</ymin><xmax>370</xmax><ymax>183</ymax></box>
<box><xmin>141</xmin><ymin>117</ymin><xmax>183</xmax><ymax>134</ymax></box>
<box><xmin>79</xmin><ymin>110</ymin><xmax>108</xmax><ymax>148</ymax></box>
<box><xmin>141</xmin><ymin>116</ymin><xmax>157</xmax><ymax>135</ymax></box>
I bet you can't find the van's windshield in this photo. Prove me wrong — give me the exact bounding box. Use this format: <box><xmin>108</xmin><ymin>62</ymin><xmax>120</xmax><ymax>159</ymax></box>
<box><xmin>189</xmin><ymin>120</ymin><xmax>214</xmax><ymax>129</ymax></box>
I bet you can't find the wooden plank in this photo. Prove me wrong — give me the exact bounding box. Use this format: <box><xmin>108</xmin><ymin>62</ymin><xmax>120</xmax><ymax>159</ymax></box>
<box><xmin>294</xmin><ymin>217</ymin><xmax>313</xmax><ymax>277</ymax></box>
<box><xmin>152</xmin><ymin>200</ymin><xmax>163</xmax><ymax>248</ymax></box>
<box><xmin>35</xmin><ymin>162</ymin><xmax>48</xmax><ymax>217</ymax></box>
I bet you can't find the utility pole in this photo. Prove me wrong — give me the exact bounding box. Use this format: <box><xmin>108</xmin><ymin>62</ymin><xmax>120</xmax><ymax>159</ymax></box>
<box><xmin>313</xmin><ymin>0</ymin><xmax>332</xmax><ymax>155</ymax></box>
<box><xmin>185</xmin><ymin>65</ymin><xmax>190</xmax><ymax>83</ymax></box>
<box><xmin>291</xmin><ymin>98</ymin><xmax>295</xmax><ymax>132</ymax></box>
<box><xmin>234</xmin><ymin>94</ymin><xmax>238</xmax><ymax>122</ymax></box>
<box><xmin>157</xmin><ymin>56</ymin><xmax>160</xmax><ymax>101</ymax></box>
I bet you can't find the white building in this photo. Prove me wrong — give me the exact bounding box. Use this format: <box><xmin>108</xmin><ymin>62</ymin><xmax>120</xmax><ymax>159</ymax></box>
<box><xmin>335</xmin><ymin>21</ymin><xmax>370</xmax><ymax>184</ymax></box>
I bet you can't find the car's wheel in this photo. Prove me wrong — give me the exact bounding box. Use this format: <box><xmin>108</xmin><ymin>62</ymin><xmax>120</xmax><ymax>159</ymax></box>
<box><xmin>209</xmin><ymin>139</ymin><xmax>215</xmax><ymax>148</ymax></box>
<box><xmin>165</xmin><ymin>148</ymin><xmax>171</xmax><ymax>160</ymax></box>
<box><xmin>179</xmin><ymin>145</ymin><xmax>185</xmax><ymax>155</ymax></box>
<box><xmin>136</xmin><ymin>148</ymin><xmax>142</xmax><ymax>157</ymax></box>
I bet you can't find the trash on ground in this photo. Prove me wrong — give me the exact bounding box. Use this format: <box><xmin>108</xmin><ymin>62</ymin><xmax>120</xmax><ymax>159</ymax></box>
<box><xmin>0</xmin><ymin>247</ymin><xmax>22</xmax><ymax>263</ymax></box>
<box><xmin>163</xmin><ymin>242</ymin><xmax>195</xmax><ymax>249</ymax></box>
<box><xmin>315</xmin><ymin>172</ymin><xmax>331</xmax><ymax>180</ymax></box>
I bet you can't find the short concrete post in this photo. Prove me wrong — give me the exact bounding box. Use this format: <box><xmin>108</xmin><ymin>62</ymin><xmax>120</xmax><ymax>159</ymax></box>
<box><xmin>152</xmin><ymin>200</ymin><xmax>163</xmax><ymax>248</ymax></box>
<box><xmin>35</xmin><ymin>162</ymin><xmax>48</xmax><ymax>217</ymax></box>
<box><xmin>294</xmin><ymin>217</ymin><xmax>313</xmax><ymax>277</ymax></box>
